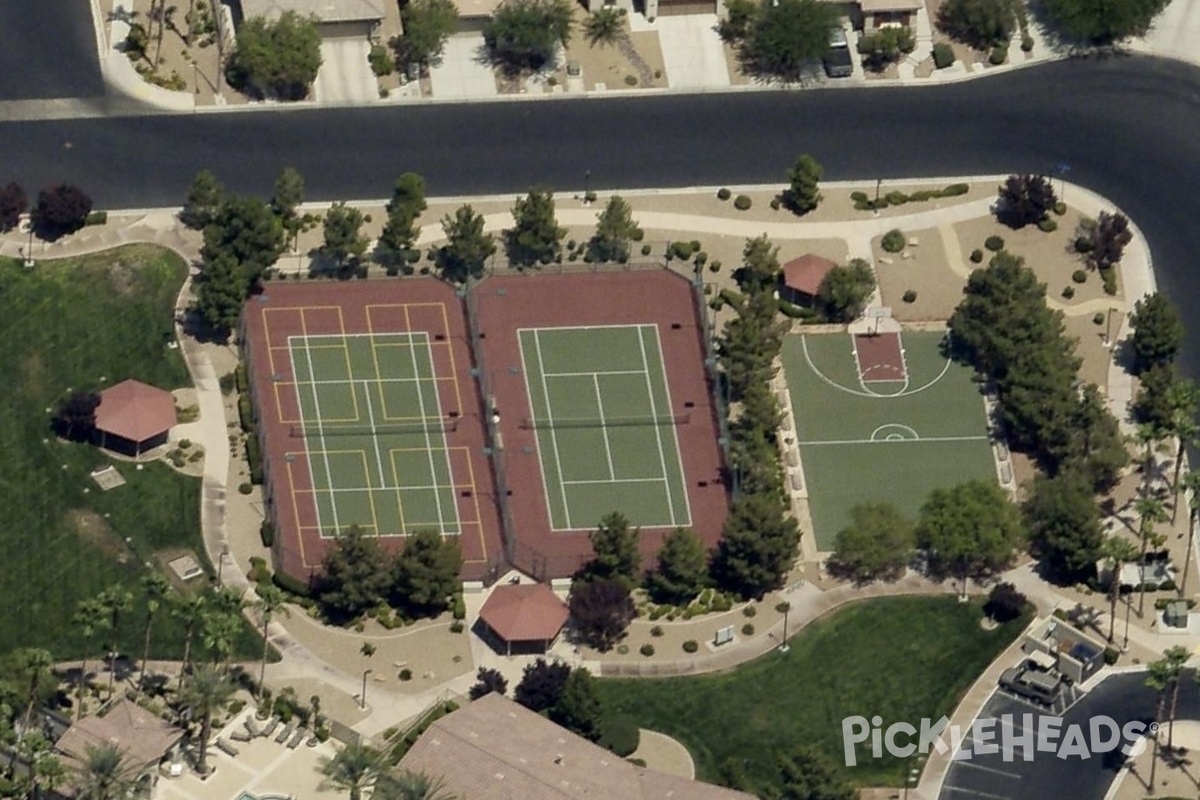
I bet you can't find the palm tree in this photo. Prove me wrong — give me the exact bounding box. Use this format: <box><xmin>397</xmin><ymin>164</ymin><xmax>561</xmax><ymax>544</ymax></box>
<box><xmin>583</xmin><ymin>8</ymin><xmax>623</xmax><ymax>47</ymax></box>
<box><xmin>136</xmin><ymin>574</ymin><xmax>172</xmax><ymax>698</ymax></box>
<box><xmin>15</xmin><ymin>648</ymin><xmax>54</xmax><ymax>739</ymax></box>
<box><xmin>71</xmin><ymin>597</ymin><xmax>106</xmax><ymax>721</ymax></box>
<box><xmin>33</xmin><ymin>751</ymin><xmax>67</xmax><ymax>800</ymax></box>
<box><xmin>170</xmin><ymin>593</ymin><xmax>208</xmax><ymax>691</ymax></box>
<box><xmin>1100</xmin><ymin>537</ymin><xmax>1139</xmax><ymax>644</ymax></box>
<box><xmin>377</xmin><ymin>770</ymin><xmax>459</xmax><ymax>800</ymax></box>
<box><xmin>202</xmin><ymin>610</ymin><xmax>242</xmax><ymax>674</ymax></box>
<box><xmin>1181</xmin><ymin>472</ymin><xmax>1200</xmax><ymax>597</ymax></box>
<box><xmin>73</xmin><ymin>741</ymin><xmax>138</xmax><ymax>800</ymax></box>
<box><xmin>1134</xmin><ymin>494</ymin><xmax>1168</xmax><ymax>617</ymax></box>
<box><xmin>97</xmin><ymin>585</ymin><xmax>133</xmax><ymax>695</ymax></box>
<box><xmin>318</xmin><ymin>742</ymin><xmax>386</xmax><ymax>800</ymax></box>
<box><xmin>255</xmin><ymin>585</ymin><xmax>289</xmax><ymax>699</ymax></box>
<box><xmin>1146</xmin><ymin>646</ymin><xmax>1189</xmax><ymax>790</ymax></box>
<box><xmin>181</xmin><ymin>665</ymin><xmax>235</xmax><ymax>776</ymax></box>
<box><xmin>1166</xmin><ymin>380</ymin><xmax>1200</xmax><ymax>522</ymax></box>
<box><xmin>1131</xmin><ymin>422</ymin><xmax>1166</xmax><ymax>492</ymax></box>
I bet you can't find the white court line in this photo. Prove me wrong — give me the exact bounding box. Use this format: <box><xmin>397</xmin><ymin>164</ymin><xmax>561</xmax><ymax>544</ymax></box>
<box><xmin>290</xmin><ymin>376</ymin><xmax>450</xmax><ymax>386</ymax></box>
<box><xmin>637</xmin><ymin>324</ymin><xmax>675</xmax><ymax>525</ymax></box>
<box><xmin>594</xmin><ymin>374</ymin><xmax>616</xmax><ymax>480</ymax></box>
<box><xmin>533</xmin><ymin>329</ymin><xmax>573</xmax><ymax>530</ymax></box>
<box><xmin>308</xmin><ymin>484</ymin><xmax>465</xmax><ymax>493</ymax></box>
<box><xmin>562</xmin><ymin>477</ymin><xmax>668</xmax><ymax>485</ymax></box>
<box><xmin>405</xmin><ymin>330</ymin><xmax>449</xmax><ymax>534</ymax></box>
<box><xmin>545</xmin><ymin>369</ymin><xmax>648</xmax><ymax>378</ymax></box>
<box><xmin>798</xmin><ymin>435</ymin><xmax>991</xmax><ymax>446</ymax></box>
<box><xmin>644</xmin><ymin>324</ymin><xmax>693</xmax><ymax>527</ymax></box>
<box><xmin>292</xmin><ymin>332</ymin><xmax>426</xmax><ymax>342</ymax></box>
<box><xmin>291</xmin><ymin>328</ymin><xmax>341</xmax><ymax>536</ymax></box>
<box><xmin>362</xmin><ymin>381</ymin><xmax>389</xmax><ymax>486</ymax></box>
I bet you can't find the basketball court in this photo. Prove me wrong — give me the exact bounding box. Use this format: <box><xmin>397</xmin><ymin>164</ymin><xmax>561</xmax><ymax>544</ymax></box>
<box><xmin>780</xmin><ymin>329</ymin><xmax>998</xmax><ymax>549</ymax></box>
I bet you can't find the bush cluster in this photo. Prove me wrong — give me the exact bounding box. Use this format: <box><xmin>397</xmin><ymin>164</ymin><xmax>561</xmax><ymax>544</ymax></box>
<box><xmin>850</xmin><ymin>182</ymin><xmax>967</xmax><ymax>211</ymax></box>
<box><xmin>932</xmin><ymin>42</ymin><xmax>955</xmax><ymax>68</ymax></box>
<box><xmin>984</xmin><ymin>235</ymin><xmax>1005</xmax><ymax>251</ymax></box>
<box><xmin>881</xmin><ymin>229</ymin><xmax>907</xmax><ymax>253</ymax></box>
<box><xmin>734</xmin><ymin>194</ymin><xmax>753</xmax><ymax>211</ymax></box>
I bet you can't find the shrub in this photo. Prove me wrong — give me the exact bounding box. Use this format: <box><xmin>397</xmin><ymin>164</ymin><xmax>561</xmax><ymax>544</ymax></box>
<box><xmin>775</xmin><ymin>601</ymin><xmax>791</xmax><ymax>613</ymax></box>
<box><xmin>989</xmin><ymin>43</ymin><xmax>1007</xmax><ymax>64</ymax></box>
<box><xmin>1072</xmin><ymin>269</ymin><xmax>1087</xmax><ymax>284</ymax></box>
<box><xmin>682</xmin><ymin>639</ymin><xmax>699</xmax><ymax>653</ymax></box>
<box><xmin>1021</xmin><ymin>34</ymin><xmax>1034</xmax><ymax>51</ymax></box>
<box><xmin>260</xmin><ymin>519</ymin><xmax>275</xmax><ymax>548</ymax></box>
<box><xmin>850</xmin><ymin>191</ymin><xmax>868</xmax><ymax>203</ymax></box>
<box><xmin>1037</xmin><ymin>218</ymin><xmax>1058</xmax><ymax>232</ymax></box>
<box><xmin>31</xmin><ymin>184</ymin><xmax>93</xmax><ymax>240</ymax></box>
<box><xmin>598</xmin><ymin>714</ymin><xmax>640</xmax><ymax>756</ymax></box>
<box><xmin>717</xmin><ymin>187</ymin><xmax>732</xmax><ymax>200</ymax></box>
<box><xmin>709</xmin><ymin>260</ymin><xmax>722</xmax><ymax>273</ymax></box>
<box><xmin>1104</xmin><ymin>278</ymin><xmax>1118</xmax><ymax>295</ymax></box>
<box><xmin>639</xmin><ymin>644</ymin><xmax>655</xmax><ymax>657</ymax></box>
<box><xmin>452</xmin><ymin>594</ymin><xmax>466</xmax><ymax>620</ymax></box>
<box><xmin>942</xmin><ymin>183</ymin><xmax>970</xmax><ymax>196</ymax></box>
<box><xmin>742</xmin><ymin>604</ymin><xmax>757</xmax><ymax>618</ymax></box>
<box><xmin>238</xmin><ymin>482</ymin><xmax>253</xmax><ymax>495</ymax></box>
<box><xmin>884</xmin><ymin>190</ymin><xmax>909</xmax><ymax>206</ymax></box>
<box><xmin>1093</xmin><ymin>312</ymin><xmax>1106</xmax><ymax>325</ymax></box>
<box><xmin>1053</xmin><ymin>201</ymin><xmax>1067</xmax><ymax>215</ymax></box>
<box><xmin>84</xmin><ymin>210</ymin><xmax>108</xmax><ymax>226</ymax></box>
<box><xmin>272</xmin><ymin>570</ymin><xmax>312</xmax><ymax>598</ymax></box>
<box><xmin>449</xmin><ymin>619</ymin><xmax>464</xmax><ymax>633</ymax></box>
<box><xmin>984</xmin><ymin>582</ymin><xmax>1027</xmax><ymax>622</ymax></box>
<box><xmin>734</xmin><ymin>194</ymin><xmax>752</xmax><ymax>211</ymax></box>
<box><xmin>881</xmin><ymin>229</ymin><xmax>906</xmax><ymax>253</ymax></box>
<box><xmin>1074</xmin><ymin>236</ymin><xmax>1094</xmax><ymax>253</ymax></box>
<box><xmin>650</xmin><ymin>625</ymin><xmax>664</xmax><ymax>637</ymax></box>
<box><xmin>245</xmin><ymin>435</ymin><xmax>263</xmax><ymax>484</ymax></box>
<box><xmin>624</xmin><ymin>74</ymin><xmax>638</xmax><ymax>86</ymax></box>
<box><xmin>1061</xmin><ymin>286</ymin><xmax>1075</xmax><ymax>299</ymax></box>
<box><xmin>969</xmin><ymin>248</ymin><xmax>984</xmax><ymax>263</ymax></box>
<box><xmin>1103</xmin><ymin>646</ymin><xmax>1120</xmax><ymax>665</ymax></box>
<box><xmin>641</xmin><ymin>243</ymin><xmax>652</xmax><ymax>256</ymax></box>
<box><xmin>399</xmin><ymin>668</ymin><xmax>413</xmax><ymax>681</ymax></box>
<box><xmin>902</xmin><ymin>289</ymin><xmax>918</xmax><ymax>303</ymax></box>
<box><xmin>769</xmin><ymin>198</ymin><xmax>781</xmax><ymax>210</ymax></box>
<box><xmin>238</xmin><ymin>395</ymin><xmax>253</xmax><ymax>432</ymax></box>
<box><xmin>985</xmin><ymin>235</ymin><xmax>1005</xmax><ymax>251</ymax></box>
<box><xmin>741</xmin><ymin>623</ymin><xmax>755</xmax><ymax>636</ymax></box>
<box><xmin>933</xmin><ymin>42</ymin><xmax>955</xmax><ymax>68</ymax></box>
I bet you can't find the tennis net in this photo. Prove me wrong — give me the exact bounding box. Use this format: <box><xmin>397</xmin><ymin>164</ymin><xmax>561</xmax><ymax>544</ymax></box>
<box><xmin>519</xmin><ymin>412</ymin><xmax>689</xmax><ymax>430</ymax></box>
<box><xmin>290</xmin><ymin>418</ymin><xmax>458</xmax><ymax>437</ymax></box>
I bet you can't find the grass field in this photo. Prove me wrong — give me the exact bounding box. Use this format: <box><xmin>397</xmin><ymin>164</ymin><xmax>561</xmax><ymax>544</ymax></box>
<box><xmin>781</xmin><ymin>331</ymin><xmax>997</xmax><ymax>549</ymax></box>
<box><xmin>518</xmin><ymin>324</ymin><xmax>690</xmax><ymax>531</ymax></box>
<box><xmin>0</xmin><ymin>246</ymin><xmax>257</xmax><ymax>658</ymax></box>
<box><xmin>595</xmin><ymin>597</ymin><xmax>1028</xmax><ymax>793</ymax></box>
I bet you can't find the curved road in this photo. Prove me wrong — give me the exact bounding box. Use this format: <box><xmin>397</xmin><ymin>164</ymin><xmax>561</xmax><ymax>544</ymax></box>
<box><xmin>4</xmin><ymin>55</ymin><xmax>1200</xmax><ymax>372</ymax></box>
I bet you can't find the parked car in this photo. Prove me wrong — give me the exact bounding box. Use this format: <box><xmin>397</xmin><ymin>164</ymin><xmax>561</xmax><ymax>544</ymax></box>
<box><xmin>999</xmin><ymin>665</ymin><xmax>1064</xmax><ymax>705</ymax></box>
<box><xmin>824</xmin><ymin>28</ymin><xmax>853</xmax><ymax>78</ymax></box>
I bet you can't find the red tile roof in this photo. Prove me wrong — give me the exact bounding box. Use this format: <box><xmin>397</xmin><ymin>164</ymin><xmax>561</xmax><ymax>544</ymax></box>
<box><xmin>478</xmin><ymin>583</ymin><xmax>569</xmax><ymax>643</ymax></box>
<box><xmin>95</xmin><ymin>379</ymin><xmax>176</xmax><ymax>443</ymax></box>
<box><xmin>782</xmin><ymin>254</ymin><xmax>839</xmax><ymax>296</ymax></box>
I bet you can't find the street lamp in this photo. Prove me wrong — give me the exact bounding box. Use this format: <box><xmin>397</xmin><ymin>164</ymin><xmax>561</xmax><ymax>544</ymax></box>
<box><xmin>1122</xmin><ymin>585</ymin><xmax>1133</xmax><ymax>652</ymax></box>
<box><xmin>216</xmin><ymin>543</ymin><xmax>229</xmax><ymax>584</ymax></box>
<box><xmin>361</xmin><ymin>668</ymin><xmax>373</xmax><ymax>710</ymax></box>
<box><xmin>779</xmin><ymin>602</ymin><xmax>791</xmax><ymax>653</ymax></box>
<box><xmin>584</xmin><ymin>169</ymin><xmax>592</xmax><ymax>204</ymax></box>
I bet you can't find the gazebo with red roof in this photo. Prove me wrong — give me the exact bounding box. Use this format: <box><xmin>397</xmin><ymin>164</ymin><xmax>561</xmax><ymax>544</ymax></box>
<box><xmin>94</xmin><ymin>379</ymin><xmax>176</xmax><ymax>456</ymax></box>
<box><xmin>478</xmin><ymin>583</ymin><xmax>570</xmax><ymax>656</ymax></box>
<box><xmin>781</xmin><ymin>253</ymin><xmax>839</xmax><ymax>306</ymax></box>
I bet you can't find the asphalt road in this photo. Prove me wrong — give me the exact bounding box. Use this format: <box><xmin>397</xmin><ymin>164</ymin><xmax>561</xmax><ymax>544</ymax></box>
<box><xmin>0</xmin><ymin>0</ymin><xmax>104</xmax><ymax>101</ymax></box>
<box><xmin>941</xmin><ymin>671</ymin><xmax>1200</xmax><ymax>799</ymax></box>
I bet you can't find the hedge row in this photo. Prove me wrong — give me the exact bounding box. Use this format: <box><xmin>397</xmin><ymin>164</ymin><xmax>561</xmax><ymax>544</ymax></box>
<box><xmin>235</xmin><ymin>361</ymin><xmax>249</xmax><ymax>394</ymax></box>
<box><xmin>246</xmin><ymin>433</ymin><xmax>263</xmax><ymax>484</ymax></box>
<box><xmin>850</xmin><ymin>182</ymin><xmax>969</xmax><ymax>211</ymax></box>
<box><xmin>238</xmin><ymin>394</ymin><xmax>253</xmax><ymax>432</ymax></box>
<box><xmin>272</xmin><ymin>570</ymin><xmax>312</xmax><ymax>598</ymax></box>
<box><xmin>388</xmin><ymin>702</ymin><xmax>461</xmax><ymax>764</ymax></box>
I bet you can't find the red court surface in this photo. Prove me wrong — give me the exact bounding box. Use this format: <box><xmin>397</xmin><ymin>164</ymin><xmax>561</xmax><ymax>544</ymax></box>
<box><xmin>242</xmin><ymin>280</ymin><xmax>503</xmax><ymax>583</ymax></box>
<box><xmin>853</xmin><ymin>332</ymin><xmax>906</xmax><ymax>383</ymax></box>
<box><xmin>473</xmin><ymin>270</ymin><xmax>729</xmax><ymax>580</ymax></box>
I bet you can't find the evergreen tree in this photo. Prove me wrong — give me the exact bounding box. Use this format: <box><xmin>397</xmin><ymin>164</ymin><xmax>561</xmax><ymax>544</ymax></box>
<box><xmin>915</xmin><ymin>480</ymin><xmax>1023</xmax><ymax>595</ymax></box>
<box><xmin>313</xmin><ymin>525</ymin><xmax>390</xmax><ymax>623</ymax></box>
<box><xmin>711</xmin><ymin>492</ymin><xmax>800</xmax><ymax>599</ymax></box>
<box><xmin>436</xmin><ymin>205</ymin><xmax>495</xmax><ymax>283</ymax></box>
<box><xmin>576</xmin><ymin>512</ymin><xmax>641</xmax><ymax>587</ymax></box>
<box><xmin>830</xmin><ymin>502</ymin><xmax>914</xmax><ymax>581</ymax></box>
<box><xmin>783</xmin><ymin>154</ymin><xmax>823</xmax><ymax>215</ymax></box>
<box><xmin>506</xmin><ymin>189</ymin><xmax>565</xmax><ymax>267</ymax></box>
<box><xmin>193</xmin><ymin>250</ymin><xmax>246</xmax><ymax>334</ymax></box>
<box><xmin>319</xmin><ymin>202</ymin><xmax>369</xmax><ymax>273</ymax></box>
<box><xmin>514</xmin><ymin>658</ymin><xmax>570</xmax><ymax>712</ymax></box>
<box><xmin>646</xmin><ymin>527</ymin><xmax>710</xmax><ymax>605</ymax></box>
<box><xmin>182</xmin><ymin>170</ymin><xmax>224</xmax><ymax>230</ymax></box>
<box><xmin>816</xmin><ymin>258</ymin><xmax>876</xmax><ymax>322</ymax></box>
<box><xmin>272</xmin><ymin>167</ymin><xmax>306</xmax><ymax>248</ymax></box>
<box><xmin>391</xmin><ymin>529</ymin><xmax>461</xmax><ymax>617</ymax></box>
<box><xmin>1024</xmin><ymin>468</ymin><xmax>1102</xmax><ymax>582</ymax></box>
<box><xmin>201</xmin><ymin>194</ymin><xmax>285</xmax><ymax>286</ymax></box>
<box><xmin>376</xmin><ymin>173</ymin><xmax>427</xmax><ymax>271</ymax></box>
<box><xmin>1130</xmin><ymin>293</ymin><xmax>1183</xmax><ymax>375</ymax></box>
<box><xmin>995</xmin><ymin>174</ymin><xmax>1057</xmax><ymax>228</ymax></box>
<box><xmin>549</xmin><ymin>668</ymin><xmax>603</xmax><ymax>742</ymax></box>
<box><xmin>568</xmin><ymin>578</ymin><xmax>635</xmax><ymax>651</ymax></box>
<box><xmin>587</xmin><ymin>195</ymin><xmax>642</xmax><ymax>263</ymax></box>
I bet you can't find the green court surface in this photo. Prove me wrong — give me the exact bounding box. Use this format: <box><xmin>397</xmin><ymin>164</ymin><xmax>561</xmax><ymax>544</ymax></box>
<box><xmin>288</xmin><ymin>332</ymin><xmax>461</xmax><ymax>538</ymax></box>
<box><xmin>519</xmin><ymin>324</ymin><xmax>691</xmax><ymax>531</ymax></box>
<box><xmin>781</xmin><ymin>330</ymin><xmax>997</xmax><ymax>549</ymax></box>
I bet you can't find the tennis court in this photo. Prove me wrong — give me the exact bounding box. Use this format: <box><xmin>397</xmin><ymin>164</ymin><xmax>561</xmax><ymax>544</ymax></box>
<box><xmin>781</xmin><ymin>330</ymin><xmax>998</xmax><ymax>549</ymax></box>
<box><xmin>283</xmin><ymin>330</ymin><xmax>467</xmax><ymax>538</ymax></box>
<box><xmin>518</xmin><ymin>324</ymin><xmax>691</xmax><ymax>531</ymax></box>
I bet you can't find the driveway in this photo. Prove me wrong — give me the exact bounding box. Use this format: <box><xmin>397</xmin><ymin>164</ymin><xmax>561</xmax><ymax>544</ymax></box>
<box><xmin>314</xmin><ymin>38</ymin><xmax>377</xmax><ymax>104</ymax></box>
<box><xmin>656</xmin><ymin>15</ymin><xmax>731</xmax><ymax>89</ymax></box>
<box><xmin>429</xmin><ymin>34</ymin><xmax>498</xmax><ymax>99</ymax></box>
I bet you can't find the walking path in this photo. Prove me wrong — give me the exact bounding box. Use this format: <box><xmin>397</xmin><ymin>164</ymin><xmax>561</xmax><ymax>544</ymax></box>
<box><xmin>4</xmin><ymin>178</ymin><xmax>1184</xmax><ymax>790</ymax></box>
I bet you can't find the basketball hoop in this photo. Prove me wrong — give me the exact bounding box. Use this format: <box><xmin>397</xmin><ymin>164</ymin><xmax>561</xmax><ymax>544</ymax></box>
<box><xmin>868</xmin><ymin>307</ymin><xmax>892</xmax><ymax>335</ymax></box>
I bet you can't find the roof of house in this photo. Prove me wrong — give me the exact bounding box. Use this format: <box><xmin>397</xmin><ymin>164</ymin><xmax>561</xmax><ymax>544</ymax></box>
<box><xmin>782</xmin><ymin>253</ymin><xmax>839</xmax><ymax>296</ymax></box>
<box><xmin>478</xmin><ymin>583</ymin><xmax>569</xmax><ymax>643</ymax></box>
<box><xmin>858</xmin><ymin>0</ymin><xmax>923</xmax><ymax>12</ymax></box>
<box><xmin>455</xmin><ymin>0</ymin><xmax>505</xmax><ymax>19</ymax></box>
<box><xmin>238</xmin><ymin>0</ymin><xmax>386</xmax><ymax>24</ymax></box>
<box><xmin>94</xmin><ymin>379</ymin><xmax>176</xmax><ymax>443</ymax></box>
<box><xmin>400</xmin><ymin>694</ymin><xmax>756</xmax><ymax>800</ymax></box>
<box><xmin>55</xmin><ymin>699</ymin><xmax>183</xmax><ymax>773</ymax></box>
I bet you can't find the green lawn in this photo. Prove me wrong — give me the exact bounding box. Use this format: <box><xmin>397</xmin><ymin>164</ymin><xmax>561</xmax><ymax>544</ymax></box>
<box><xmin>596</xmin><ymin>597</ymin><xmax>1027</xmax><ymax>794</ymax></box>
<box><xmin>0</xmin><ymin>246</ymin><xmax>258</xmax><ymax>659</ymax></box>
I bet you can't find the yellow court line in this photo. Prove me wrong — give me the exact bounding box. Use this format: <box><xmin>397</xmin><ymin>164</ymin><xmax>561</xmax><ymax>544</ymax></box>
<box><xmin>285</xmin><ymin>458</ymin><xmax>313</xmax><ymax>566</ymax></box>
<box><xmin>437</xmin><ymin>304</ymin><xmax>464</xmax><ymax>415</ymax></box>
<box><xmin>462</xmin><ymin>445</ymin><xmax>488</xmax><ymax>559</ymax></box>
<box><xmin>367</xmin><ymin>322</ymin><xmax>410</xmax><ymax>537</ymax></box>
<box><xmin>333</xmin><ymin>307</ymin><xmax>363</xmax><ymax>423</ymax></box>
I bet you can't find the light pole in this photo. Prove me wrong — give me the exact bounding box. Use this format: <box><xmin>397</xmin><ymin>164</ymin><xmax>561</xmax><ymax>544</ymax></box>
<box><xmin>1122</xmin><ymin>585</ymin><xmax>1132</xmax><ymax>651</ymax></box>
<box><xmin>1104</xmin><ymin>305</ymin><xmax>1117</xmax><ymax>346</ymax></box>
<box><xmin>360</xmin><ymin>668</ymin><xmax>373</xmax><ymax>709</ymax></box>
<box><xmin>25</xmin><ymin>222</ymin><xmax>34</xmax><ymax>267</ymax></box>
<box><xmin>216</xmin><ymin>543</ymin><xmax>229</xmax><ymax>584</ymax></box>
<box><xmin>584</xmin><ymin>169</ymin><xmax>592</xmax><ymax>203</ymax></box>
<box><xmin>779</xmin><ymin>602</ymin><xmax>791</xmax><ymax>653</ymax></box>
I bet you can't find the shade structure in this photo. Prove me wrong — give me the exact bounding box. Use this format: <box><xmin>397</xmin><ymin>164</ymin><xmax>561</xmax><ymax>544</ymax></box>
<box><xmin>94</xmin><ymin>379</ymin><xmax>176</xmax><ymax>455</ymax></box>
<box><xmin>478</xmin><ymin>583</ymin><xmax>569</xmax><ymax>655</ymax></box>
<box><xmin>782</xmin><ymin>253</ymin><xmax>839</xmax><ymax>298</ymax></box>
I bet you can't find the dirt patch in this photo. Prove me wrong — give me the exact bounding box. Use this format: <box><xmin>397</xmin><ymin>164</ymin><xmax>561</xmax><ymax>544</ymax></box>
<box><xmin>557</xmin><ymin>9</ymin><xmax>666</xmax><ymax>91</ymax></box>
<box><xmin>1064</xmin><ymin>312</ymin><xmax>1113</xmax><ymax>389</ymax></box>
<box><xmin>874</xmin><ymin>227</ymin><xmax>963</xmax><ymax>322</ymax></box>
<box><xmin>68</xmin><ymin>509</ymin><xmax>128</xmax><ymax>562</ymax></box>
